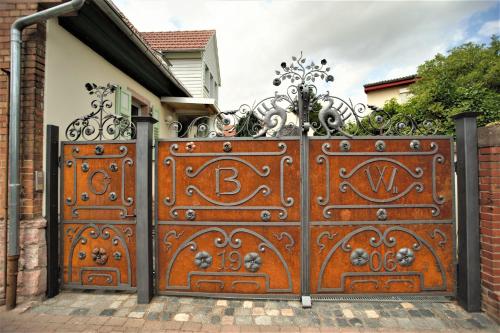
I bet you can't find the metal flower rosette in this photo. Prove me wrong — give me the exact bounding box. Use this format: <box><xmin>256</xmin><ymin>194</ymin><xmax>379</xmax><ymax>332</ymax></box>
<box><xmin>166</xmin><ymin>52</ymin><xmax>437</xmax><ymax>138</ymax></box>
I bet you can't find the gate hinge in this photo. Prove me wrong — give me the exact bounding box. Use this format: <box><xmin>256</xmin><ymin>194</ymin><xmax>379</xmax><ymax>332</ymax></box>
<box><xmin>58</xmin><ymin>156</ymin><xmax>62</xmax><ymax>168</ymax></box>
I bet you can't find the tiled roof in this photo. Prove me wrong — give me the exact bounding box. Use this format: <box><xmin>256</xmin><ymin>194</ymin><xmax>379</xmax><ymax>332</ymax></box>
<box><xmin>141</xmin><ymin>30</ymin><xmax>215</xmax><ymax>51</ymax></box>
<box><xmin>363</xmin><ymin>74</ymin><xmax>417</xmax><ymax>88</ymax></box>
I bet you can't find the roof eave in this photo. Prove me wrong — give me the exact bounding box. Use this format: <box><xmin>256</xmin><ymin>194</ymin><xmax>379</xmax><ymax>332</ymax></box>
<box><xmin>95</xmin><ymin>0</ymin><xmax>191</xmax><ymax>97</ymax></box>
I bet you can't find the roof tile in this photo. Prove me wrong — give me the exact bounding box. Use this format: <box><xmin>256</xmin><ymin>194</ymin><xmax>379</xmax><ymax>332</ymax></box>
<box><xmin>141</xmin><ymin>30</ymin><xmax>215</xmax><ymax>51</ymax></box>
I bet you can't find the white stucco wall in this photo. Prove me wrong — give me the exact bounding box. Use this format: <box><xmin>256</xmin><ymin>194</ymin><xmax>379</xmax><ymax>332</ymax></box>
<box><xmin>42</xmin><ymin>18</ymin><xmax>178</xmax><ymax>214</ymax></box>
<box><xmin>43</xmin><ymin>18</ymin><xmax>175</xmax><ymax>141</ymax></box>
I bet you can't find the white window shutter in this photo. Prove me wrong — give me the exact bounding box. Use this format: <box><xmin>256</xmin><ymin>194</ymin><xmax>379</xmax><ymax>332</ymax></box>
<box><xmin>115</xmin><ymin>86</ymin><xmax>132</xmax><ymax>119</ymax></box>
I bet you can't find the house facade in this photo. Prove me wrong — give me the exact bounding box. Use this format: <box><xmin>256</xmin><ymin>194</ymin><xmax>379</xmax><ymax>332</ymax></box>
<box><xmin>363</xmin><ymin>74</ymin><xmax>417</xmax><ymax>107</ymax></box>
<box><xmin>142</xmin><ymin>30</ymin><xmax>222</xmax><ymax>137</ymax></box>
<box><xmin>0</xmin><ymin>0</ymin><xmax>221</xmax><ymax>304</ymax></box>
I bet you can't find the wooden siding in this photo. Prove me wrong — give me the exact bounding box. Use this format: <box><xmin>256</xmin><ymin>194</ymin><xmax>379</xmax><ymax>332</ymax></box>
<box><xmin>168</xmin><ymin>58</ymin><xmax>204</xmax><ymax>98</ymax></box>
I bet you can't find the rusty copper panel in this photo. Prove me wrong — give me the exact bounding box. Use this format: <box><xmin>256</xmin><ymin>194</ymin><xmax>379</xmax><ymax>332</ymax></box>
<box><xmin>61</xmin><ymin>142</ymin><xmax>136</xmax><ymax>289</ymax></box>
<box><xmin>62</xmin><ymin>224</ymin><xmax>136</xmax><ymax>288</ymax></box>
<box><xmin>309</xmin><ymin>138</ymin><xmax>453</xmax><ymax>222</ymax></box>
<box><xmin>156</xmin><ymin>139</ymin><xmax>301</xmax><ymax>295</ymax></box>
<box><xmin>157</xmin><ymin>225</ymin><xmax>300</xmax><ymax>294</ymax></box>
<box><xmin>310</xmin><ymin>224</ymin><xmax>454</xmax><ymax>294</ymax></box>
<box><xmin>157</xmin><ymin>139</ymin><xmax>300</xmax><ymax>223</ymax></box>
<box><xmin>309</xmin><ymin>137</ymin><xmax>454</xmax><ymax>294</ymax></box>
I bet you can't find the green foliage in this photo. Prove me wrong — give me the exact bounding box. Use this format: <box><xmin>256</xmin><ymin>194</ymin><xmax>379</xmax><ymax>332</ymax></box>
<box><xmin>382</xmin><ymin>36</ymin><xmax>500</xmax><ymax>135</ymax></box>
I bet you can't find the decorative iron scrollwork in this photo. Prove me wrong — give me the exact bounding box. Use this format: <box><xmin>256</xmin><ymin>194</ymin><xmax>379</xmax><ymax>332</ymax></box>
<box><xmin>65</xmin><ymin>83</ymin><xmax>135</xmax><ymax>141</ymax></box>
<box><xmin>161</xmin><ymin>53</ymin><xmax>438</xmax><ymax>138</ymax></box>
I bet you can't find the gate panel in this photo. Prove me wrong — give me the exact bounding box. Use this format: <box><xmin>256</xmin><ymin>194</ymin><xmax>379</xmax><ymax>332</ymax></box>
<box><xmin>309</xmin><ymin>137</ymin><xmax>455</xmax><ymax>295</ymax></box>
<box><xmin>61</xmin><ymin>142</ymin><xmax>136</xmax><ymax>290</ymax></box>
<box><xmin>156</xmin><ymin>138</ymin><xmax>301</xmax><ymax>296</ymax></box>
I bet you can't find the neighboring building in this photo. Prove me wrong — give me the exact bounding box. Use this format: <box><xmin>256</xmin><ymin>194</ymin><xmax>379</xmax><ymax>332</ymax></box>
<box><xmin>142</xmin><ymin>30</ymin><xmax>222</xmax><ymax>136</ymax></box>
<box><xmin>0</xmin><ymin>0</ymin><xmax>218</xmax><ymax>304</ymax></box>
<box><xmin>363</xmin><ymin>74</ymin><xmax>417</xmax><ymax>107</ymax></box>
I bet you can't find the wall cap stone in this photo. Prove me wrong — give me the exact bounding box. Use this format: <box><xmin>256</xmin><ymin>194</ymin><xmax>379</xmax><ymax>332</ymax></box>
<box><xmin>478</xmin><ymin>125</ymin><xmax>500</xmax><ymax>148</ymax></box>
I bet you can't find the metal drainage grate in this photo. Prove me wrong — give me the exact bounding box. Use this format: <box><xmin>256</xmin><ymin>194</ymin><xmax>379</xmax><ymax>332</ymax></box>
<box><xmin>312</xmin><ymin>295</ymin><xmax>452</xmax><ymax>303</ymax></box>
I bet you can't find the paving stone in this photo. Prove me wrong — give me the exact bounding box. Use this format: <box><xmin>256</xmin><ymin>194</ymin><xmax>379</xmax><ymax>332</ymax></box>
<box><xmin>235</xmin><ymin>307</ymin><xmax>251</xmax><ymax>316</ymax></box>
<box><xmin>210</xmin><ymin>315</ymin><xmax>221</xmax><ymax>324</ymax></box>
<box><xmin>181</xmin><ymin>321</ymin><xmax>202</xmax><ymax>331</ymax></box>
<box><xmin>265</xmin><ymin>308</ymin><xmax>280</xmax><ymax>316</ymax></box>
<box><xmin>365</xmin><ymin>309</ymin><xmax>379</xmax><ymax>318</ymax></box>
<box><xmin>191</xmin><ymin>312</ymin><xmax>210</xmax><ymax>323</ymax></box>
<box><xmin>100</xmin><ymin>309</ymin><xmax>117</xmax><ymax>317</ymax></box>
<box><xmin>254</xmin><ymin>315</ymin><xmax>272</xmax><ymax>325</ymax></box>
<box><xmin>173</xmin><ymin>313</ymin><xmax>190</xmax><ymax>321</ymax></box>
<box><xmin>146</xmin><ymin>312</ymin><xmax>160</xmax><ymax>321</ymax></box>
<box><xmin>242</xmin><ymin>301</ymin><xmax>253</xmax><ymax>308</ymax></box>
<box><xmin>342</xmin><ymin>309</ymin><xmax>354</xmax><ymax>319</ymax></box>
<box><xmin>221</xmin><ymin>315</ymin><xmax>234</xmax><ymax>325</ymax></box>
<box><xmin>281</xmin><ymin>308</ymin><xmax>294</xmax><ymax>317</ymax></box>
<box><xmin>401</xmin><ymin>302</ymin><xmax>415</xmax><ymax>309</ymax></box>
<box><xmin>365</xmin><ymin>318</ymin><xmax>381</xmax><ymax>328</ymax></box>
<box><xmin>252</xmin><ymin>307</ymin><xmax>265</xmax><ymax>316</ymax></box>
<box><xmin>103</xmin><ymin>317</ymin><xmax>127</xmax><ymax>326</ymax></box>
<box><xmin>224</xmin><ymin>307</ymin><xmax>235</xmax><ymax>316</ymax></box>
<box><xmin>161</xmin><ymin>311</ymin><xmax>173</xmax><ymax>321</ymax></box>
<box><xmin>127</xmin><ymin>311</ymin><xmax>145</xmax><ymax>319</ymax></box>
<box><xmin>234</xmin><ymin>315</ymin><xmax>253</xmax><ymax>325</ymax></box>
<box><xmin>348</xmin><ymin>318</ymin><xmax>363</xmax><ymax>327</ymax></box>
<box><xmin>179</xmin><ymin>304</ymin><xmax>195</xmax><ymax>312</ymax></box>
<box><xmin>335</xmin><ymin>317</ymin><xmax>350</xmax><ymax>328</ymax></box>
<box><xmin>216</xmin><ymin>300</ymin><xmax>228</xmax><ymax>307</ymax></box>
<box><xmin>408</xmin><ymin>309</ymin><xmax>422</xmax><ymax>317</ymax></box>
<box><xmin>70</xmin><ymin>308</ymin><xmax>90</xmax><ymax>316</ymax></box>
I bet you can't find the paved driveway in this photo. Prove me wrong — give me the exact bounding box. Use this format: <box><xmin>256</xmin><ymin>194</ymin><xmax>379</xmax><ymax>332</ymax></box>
<box><xmin>0</xmin><ymin>291</ymin><xmax>498</xmax><ymax>332</ymax></box>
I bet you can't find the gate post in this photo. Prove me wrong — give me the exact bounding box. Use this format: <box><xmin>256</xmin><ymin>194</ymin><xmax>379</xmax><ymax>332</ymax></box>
<box><xmin>45</xmin><ymin>125</ymin><xmax>59</xmax><ymax>298</ymax></box>
<box><xmin>134</xmin><ymin>115</ymin><xmax>157</xmax><ymax>303</ymax></box>
<box><xmin>453</xmin><ymin>112</ymin><xmax>481</xmax><ymax>312</ymax></box>
<box><xmin>298</xmin><ymin>84</ymin><xmax>311</xmax><ymax>308</ymax></box>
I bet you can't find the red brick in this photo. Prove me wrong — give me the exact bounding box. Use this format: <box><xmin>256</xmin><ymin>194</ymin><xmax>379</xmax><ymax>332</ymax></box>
<box><xmin>480</xmin><ymin>147</ymin><xmax>500</xmax><ymax>154</ymax></box>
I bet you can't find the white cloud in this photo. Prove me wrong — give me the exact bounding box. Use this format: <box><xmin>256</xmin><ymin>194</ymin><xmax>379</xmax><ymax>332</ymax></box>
<box><xmin>478</xmin><ymin>20</ymin><xmax>500</xmax><ymax>36</ymax></box>
<box><xmin>114</xmin><ymin>0</ymin><xmax>495</xmax><ymax>110</ymax></box>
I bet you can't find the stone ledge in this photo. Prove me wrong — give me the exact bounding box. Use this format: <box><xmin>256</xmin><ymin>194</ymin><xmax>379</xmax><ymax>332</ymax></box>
<box><xmin>478</xmin><ymin>125</ymin><xmax>500</xmax><ymax>148</ymax></box>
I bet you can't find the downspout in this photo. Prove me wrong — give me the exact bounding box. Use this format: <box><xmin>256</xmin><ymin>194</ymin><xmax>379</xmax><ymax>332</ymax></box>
<box><xmin>6</xmin><ymin>0</ymin><xmax>86</xmax><ymax>310</ymax></box>
<box><xmin>1</xmin><ymin>68</ymin><xmax>10</xmax><ymax>306</ymax></box>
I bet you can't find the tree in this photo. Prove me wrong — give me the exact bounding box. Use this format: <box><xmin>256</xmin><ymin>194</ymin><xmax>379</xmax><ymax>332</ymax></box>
<box><xmin>382</xmin><ymin>35</ymin><xmax>500</xmax><ymax>135</ymax></box>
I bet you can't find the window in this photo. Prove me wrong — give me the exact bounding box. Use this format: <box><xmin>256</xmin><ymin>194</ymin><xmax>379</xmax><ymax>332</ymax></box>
<box><xmin>210</xmin><ymin>74</ymin><xmax>214</xmax><ymax>98</ymax></box>
<box><xmin>204</xmin><ymin>65</ymin><xmax>210</xmax><ymax>94</ymax></box>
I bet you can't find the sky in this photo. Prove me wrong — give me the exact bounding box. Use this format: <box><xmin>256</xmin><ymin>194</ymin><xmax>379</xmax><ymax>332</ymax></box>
<box><xmin>114</xmin><ymin>0</ymin><xmax>500</xmax><ymax>111</ymax></box>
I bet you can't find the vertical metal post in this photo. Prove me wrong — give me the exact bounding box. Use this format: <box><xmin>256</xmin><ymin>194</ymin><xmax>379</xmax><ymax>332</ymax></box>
<box><xmin>298</xmin><ymin>85</ymin><xmax>311</xmax><ymax>308</ymax></box>
<box><xmin>134</xmin><ymin>115</ymin><xmax>156</xmax><ymax>303</ymax></box>
<box><xmin>453</xmin><ymin>112</ymin><xmax>481</xmax><ymax>312</ymax></box>
<box><xmin>45</xmin><ymin>125</ymin><xmax>59</xmax><ymax>298</ymax></box>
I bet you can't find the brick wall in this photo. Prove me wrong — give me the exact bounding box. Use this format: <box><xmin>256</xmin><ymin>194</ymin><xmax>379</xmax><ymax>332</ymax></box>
<box><xmin>0</xmin><ymin>1</ymin><xmax>61</xmax><ymax>304</ymax></box>
<box><xmin>478</xmin><ymin>125</ymin><xmax>500</xmax><ymax>323</ymax></box>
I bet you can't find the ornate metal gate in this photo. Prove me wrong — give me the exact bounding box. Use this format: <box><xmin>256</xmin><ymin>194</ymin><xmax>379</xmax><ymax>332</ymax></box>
<box><xmin>59</xmin><ymin>54</ymin><xmax>455</xmax><ymax>303</ymax></box>
<box><xmin>156</xmin><ymin>138</ymin><xmax>301</xmax><ymax>296</ymax></box>
<box><xmin>61</xmin><ymin>84</ymin><xmax>137</xmax><ymax>290</ymax></box>
<box><xmin>309</xmin><ymin>137</ymin><xmax>455</xmax><ymax>295</ymax></box>
<box><xmin>153</xmin><ymin>54</ymin><xmax>455</xmax><ymax>301</ymax></box>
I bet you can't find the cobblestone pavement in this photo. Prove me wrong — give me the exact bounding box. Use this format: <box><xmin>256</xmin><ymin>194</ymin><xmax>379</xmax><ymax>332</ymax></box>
<box><xmin>0</xmin><ymin>292</ymin><xmax>498</xmax><ymax>332</ymax></box>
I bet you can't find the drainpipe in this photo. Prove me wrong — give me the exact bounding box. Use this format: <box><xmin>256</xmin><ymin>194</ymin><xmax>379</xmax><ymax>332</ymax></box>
<box><xmin>1</xmin><ymin>68</ymin><xmax>9</xmax><ymax>306</ymax></box>
<box><xmin>6</xmin><ymin>0</ymin><xmax>86</xmax><ymax>310</ymax></box>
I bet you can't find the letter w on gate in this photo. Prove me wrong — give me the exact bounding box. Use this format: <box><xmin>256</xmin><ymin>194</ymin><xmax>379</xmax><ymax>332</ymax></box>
<box><xmin>364</xmin><ymin>166</ymin><xmax>398</xmax><ymax>193</ymax></box>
